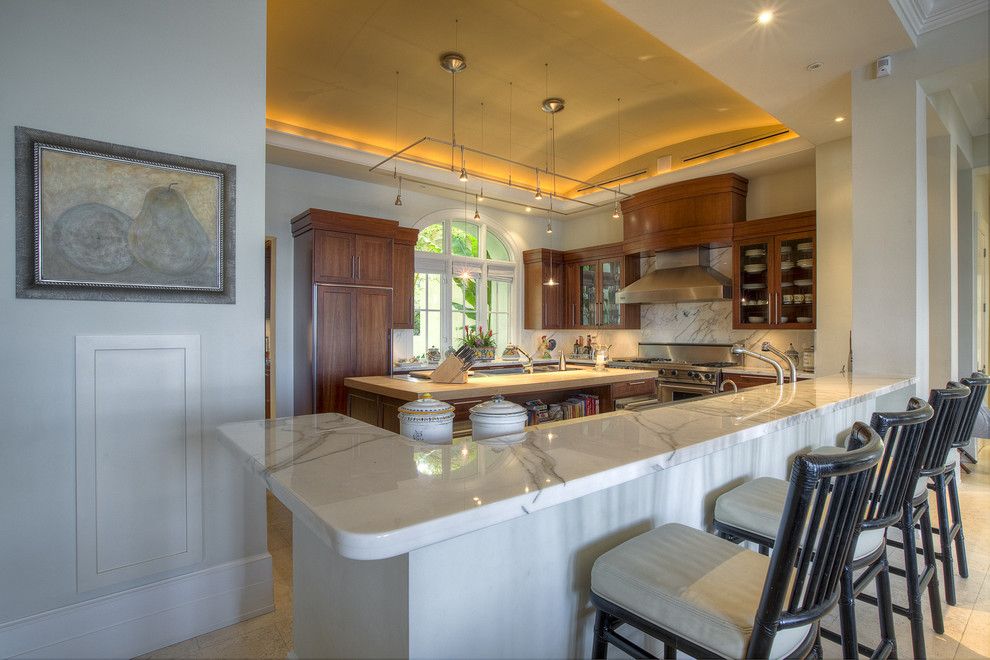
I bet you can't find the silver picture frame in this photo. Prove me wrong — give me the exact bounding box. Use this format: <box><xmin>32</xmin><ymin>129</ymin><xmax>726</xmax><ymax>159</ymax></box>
<box><xmin>15</xmin><ymin>126</ymin><xmax>236</xmax><ymax>303</ymax></box>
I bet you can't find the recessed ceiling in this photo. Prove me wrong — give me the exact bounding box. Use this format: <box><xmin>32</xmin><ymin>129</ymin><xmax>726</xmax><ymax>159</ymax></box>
<box><xmin>267</xmin><ymin>0</ymin><xmax>796</xmax><ymax>199</ymax></box>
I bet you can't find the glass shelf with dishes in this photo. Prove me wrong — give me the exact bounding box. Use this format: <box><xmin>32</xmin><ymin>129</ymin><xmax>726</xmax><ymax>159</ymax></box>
<box><xmin>733</xmin><ymin>229</ymin><xmax>815</xmax><ymax>329</ymax></box>
<box><xmin>737</xmin><ymin>240</ymin><xmax>771</xmax><ymax>327</ymax></box>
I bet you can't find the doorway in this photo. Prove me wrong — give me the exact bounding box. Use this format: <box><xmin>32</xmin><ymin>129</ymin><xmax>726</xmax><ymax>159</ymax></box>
<box><xmin>265</xmin><ymin>237</ymin><xmax>276</xmax><ymax>419</ymax></box>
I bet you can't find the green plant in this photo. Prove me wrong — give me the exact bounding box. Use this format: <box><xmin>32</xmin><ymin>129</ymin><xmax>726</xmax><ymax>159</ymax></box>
<box><xmin>457</xmin><ymin>325</ymin><xmax>496</xmax><ymax>348</ymax></box>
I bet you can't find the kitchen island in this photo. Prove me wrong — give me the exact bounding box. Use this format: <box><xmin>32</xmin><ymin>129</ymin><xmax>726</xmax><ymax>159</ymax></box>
<box><xmin>218</xmin><ymin>374</ymin><xmax>914</xmax><ymax>659</ymax></box>
<box><xmin>344</xmin><ymin>366</ymin><xmax>659</xmax><ymax>434</ymax></box>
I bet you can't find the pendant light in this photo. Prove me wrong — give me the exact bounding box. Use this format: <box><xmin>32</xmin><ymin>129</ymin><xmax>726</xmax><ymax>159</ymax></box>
<box><xmin>458</xmin><ymin>145</ymin><xmax>469</xmax><ymax>182</ymax></box>
<box><xmin>474</xmin><ymin>194</ymin><xmax>480</xmax><ymax>220</ymax></box>
<box><xmin>478</xmin><ymin>101</ymin><xmax>486</xmax><ymax>200</ymax></box>
<box><xmin>393</xmin><ymin>70</ymin><xmax>402</xmax><ymax>206</ymax></box>
<box><xmin>534</xmin><ymin>170</ymin><xmax>543</xmax><ymax>200</ymax></box>
<box><xmin>612</xmin><ymin>97</ymin><xmax>622</xmax><ymax>220</ymax></box>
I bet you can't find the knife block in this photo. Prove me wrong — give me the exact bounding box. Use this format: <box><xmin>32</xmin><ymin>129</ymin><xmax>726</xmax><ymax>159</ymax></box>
<box><xmin>430</xmin><ymin>355</ymin><xmax>468</xmax><ymax>383</ymax></box>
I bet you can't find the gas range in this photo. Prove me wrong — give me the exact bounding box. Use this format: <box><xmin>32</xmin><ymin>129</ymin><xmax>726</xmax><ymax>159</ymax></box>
<box><xmin>608</xmin><ymin>343</ymin><xmax>740</xmax><ymax>394</ymax></box>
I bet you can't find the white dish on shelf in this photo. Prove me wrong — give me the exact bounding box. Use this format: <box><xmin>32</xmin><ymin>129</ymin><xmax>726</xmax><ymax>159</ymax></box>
<box><xmin>780</xmin><ymin>245</ymin><xmax>792</xmax><ymax>254</ymax></box>
<box><xmin>748</xmin><ymin>316</ymin><xmax>766</xmax><ymax>323</ymax></box>
<box><xmin>780</xmin><ymin>260</ymin><xmax>794</xmax><ymax>270</ymax></box>
<box><xmin>797</xmin><ymin>242</ymin><xmax>813</xmax><ymax>252</ymax></box>
<box><xmin>743</xmin><ymin>264</ymin><xmax>767</xmax><ymax>273</ymax></box>
<box><xmin>781</xmin><ymin>281</ymin><xmax>793</xmax><ymax>288</ymax></box>
<box><xmin>794</xmin><ymin>279</ymin><xmax>813</xmax><ymax>287</ymax></box>
<box><xmin>742</xmin><ymin>283</ymin><xmax>766</xmax><ymax>290</ymax></box>
<box><xmin>744</xmin><ymin>248</ymin><xmax>766</xmax><ymax>258</ymax></box>
<box><xmin>780</xmin><ymin>316</ymin><xmax>789</xmax><ymax>323</ymax></box>
<box><xmin>796</xmin><ymin>316</ymin><xmax>813</xmax><ymax>324</ymax></box>
<box><xmin>797</xmin><ymin>258</ymin><xmax>814</xmax><ymax>268</ymax></box>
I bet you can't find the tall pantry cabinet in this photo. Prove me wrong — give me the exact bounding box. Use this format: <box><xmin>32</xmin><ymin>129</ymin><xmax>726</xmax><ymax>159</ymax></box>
<box><xmin>292</xmin><ymin>209</ymin><xmax>416</xmax><ymax>414</ymax></box>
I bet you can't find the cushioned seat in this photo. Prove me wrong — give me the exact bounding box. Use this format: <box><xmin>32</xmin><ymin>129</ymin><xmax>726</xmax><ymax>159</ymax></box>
<box><xmin>714</xmin><ymin>476</ymin><xmax>885</xmax><ymax>560</ymax></box>
<box><xmin>591</xmin><ymin>523</ymin><xmax>812</xmax><ymax>659</ymax></box>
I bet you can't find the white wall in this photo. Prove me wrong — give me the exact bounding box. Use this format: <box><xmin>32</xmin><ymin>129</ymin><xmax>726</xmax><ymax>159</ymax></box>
<box><xmin>746</xmin><ymin>165</ymin><xmax>817</xmax><ymax>219</ymax></box>
<box><xmin>928</xmin><ymin>133</ymin><xmax>957</xmax><ymax>388</ymax></box>
<box><xmin>0</xmin><ymin>0</ymin><xmax>268</xmax><ymax>652</ymax></box>
<box><xmin>559</xmin><ymin>208</ymin><xmax>623</xmax><ymax>250</ymax></box>
<box><xmin>815</xmin><ymin>138</ymin><xmax>853</xmax><ymax>376</ymax></box>
<box><xmin>265</xmin><ymin>164</ymin><xmax>555</xmax><ymax>416</ymax></box>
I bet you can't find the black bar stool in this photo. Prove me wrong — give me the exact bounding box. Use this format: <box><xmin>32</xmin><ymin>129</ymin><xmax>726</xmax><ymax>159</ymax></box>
<box><xmin>922</xmin><ymin>373</ymin><xmax>988</xmax><ymax>605</ymax></box>
<box><xmin>589</xmin><ymin>422</ymin><xmax>884</xmax><ymax>659</ymax></box>
<box><xmin>712</xmin><ymin>398</ymin><xmax>934</xmax><ymax>659</ymax></box>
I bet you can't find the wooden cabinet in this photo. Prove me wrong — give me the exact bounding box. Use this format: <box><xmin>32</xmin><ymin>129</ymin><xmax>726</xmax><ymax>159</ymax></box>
<box><xmin>392</xmin><ymin>228</ymin><xmax>418</xmax><ymax>329</ymax></box>
<box><xmin>523</xmin><ymin>249</ymin><xmax>564</xmax><ymax>329</ymax></box>
<box><xmin>292</xmin><ymin>208</ymin><xmax>405</xmax><ymax>415</ymax></box>
<box><xmin>314</xmin><ymin>286</ymin><xmax>392</xmax><ymax>414</ymax></box>
<box><xmin>563</xmin><ymin>244</ymin><xmax>640</xmax><ymax>329</ymax></box>
<box><xmin>733</xmin><ymin>211</ymin><xmax>816</xmax><ymax>330</ymax></box>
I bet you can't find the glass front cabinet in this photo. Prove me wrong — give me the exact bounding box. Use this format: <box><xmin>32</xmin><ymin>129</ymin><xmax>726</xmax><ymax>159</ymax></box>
<box><xmin>564</xmin><ymin>248</ymin><xmax>639</xmax><ymax>330</ymax></box>
<box><xmin>732</xmin><ymin>212</ymin><xmax>816</xmax><ymax>330</ymax></box>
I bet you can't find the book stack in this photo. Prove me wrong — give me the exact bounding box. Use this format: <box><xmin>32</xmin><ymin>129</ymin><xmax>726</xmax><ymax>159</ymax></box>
<box><xmin>560</xmin><ymin>394</ymin><xmax>600</xmax><ymax>420</ymax></box>
<box><xmin>524</xmin><ymin>399</ymin><xmax>550</xmax><ymax>425</ymax></box>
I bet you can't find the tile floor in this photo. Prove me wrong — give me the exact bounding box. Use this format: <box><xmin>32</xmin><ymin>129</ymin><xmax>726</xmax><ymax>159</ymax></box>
<box><xmin>139</xmin><ymin>444</ymin><xmax>990</xmax><ymax>659</ymax></box>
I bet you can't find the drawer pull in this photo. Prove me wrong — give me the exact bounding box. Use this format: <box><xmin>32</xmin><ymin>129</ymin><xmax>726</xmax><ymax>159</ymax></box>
<box><xmin>627</xmin><ymin>380</ymin><xmax>648</xmax><ymax>386</ymax></box>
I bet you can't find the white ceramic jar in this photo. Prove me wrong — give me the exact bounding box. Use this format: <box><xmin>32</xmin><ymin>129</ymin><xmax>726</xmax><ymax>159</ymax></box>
<box><xmin>469</xmin><ymin>395</ymin><xmax>528</xmax><ymax>441</ymax></box>
<box><xmin>397</xmin><ymin>394</ymin><xmax>455</xmax><ymax>444</ymax></box>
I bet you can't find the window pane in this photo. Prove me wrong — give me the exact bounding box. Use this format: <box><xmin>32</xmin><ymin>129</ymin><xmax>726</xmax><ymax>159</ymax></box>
<box><xmin>451</xmin><ymin>220</ymin><xmax>479</xmax><ymax>257</ymax></box>
<box><xmin>486</xmin><ymin>232</ymin><xmax>510</xmax><ymax>261</ymax></box>
<box><xmin>452</xmin><ymin>273</ymin><xmax>479</xmax><ymax>342</ymax></box>
<box><xmin>415</xmin><ymin>223</ymin><xmax>444</xmax><ymax>253</ymax></box>
<box><xmin>487</xmin><ymin>279</ymin><xmax>511</xmax><ymax>353</ymax></box>
<box><xmin>413</xmin><ymin>272</ymin><xmax>443</xmax><ymax>359</ymax></box>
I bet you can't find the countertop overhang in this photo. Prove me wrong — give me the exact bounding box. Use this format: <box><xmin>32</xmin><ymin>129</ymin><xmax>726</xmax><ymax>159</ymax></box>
<box><xmin>344</xmin><ymin>367</ymin><xmax>658</xmax><ymax>401</ymax></box>
<box><xmin>218</xmin><ymin>374</ymin><xmax>914</xmax><ymax>561</ymax></box>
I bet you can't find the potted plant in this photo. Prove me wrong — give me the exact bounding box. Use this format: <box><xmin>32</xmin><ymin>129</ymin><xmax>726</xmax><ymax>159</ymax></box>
<box><xmin>458</xmin><ymin>325</ymin><xmax>497</xmax><ymax>361</ymax></box>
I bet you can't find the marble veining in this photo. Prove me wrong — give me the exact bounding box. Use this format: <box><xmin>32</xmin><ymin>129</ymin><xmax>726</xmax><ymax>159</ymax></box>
<box><xmin>217</xmin><ymin>374</ymin><xmax>913</xmax><ymax>560</ymax></box>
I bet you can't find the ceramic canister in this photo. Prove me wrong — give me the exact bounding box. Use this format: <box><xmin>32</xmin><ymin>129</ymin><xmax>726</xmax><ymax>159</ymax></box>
<box><xmin>469</xmin><ymin>395</ymin><xmax>528</xmax><ymax>441</ymax></box>
<box><xmin>397</xmin><ymin>393</ymin><xmax>455</xmax><ymax>444</ymax></box>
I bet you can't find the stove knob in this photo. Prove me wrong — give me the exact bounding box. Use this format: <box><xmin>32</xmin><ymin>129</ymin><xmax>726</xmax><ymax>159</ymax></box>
<box><xmin>658</xmin><ymin>368</ymin><xmax>666</xmax><ymax>376</ymax></box>
<box><xmin>703</xmin><ymin>373</ymin><xmax>713</xmax><ymax>381</ymax></box>
<box><xmin>687</xmin><ymin>371</ymin><xmax>698</xmax><ymax>379</ymax></box>
<box><xmin>670</xmin><ymin>369</ymin><xmax>679</xmax><ymax>377</ymax></box>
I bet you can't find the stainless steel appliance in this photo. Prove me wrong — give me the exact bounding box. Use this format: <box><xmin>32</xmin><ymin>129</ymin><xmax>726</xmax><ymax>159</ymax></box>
<box><xmin>608</xmin><ymin>343</ymin><xmax>741</xmax><ymax>408</ymax></box>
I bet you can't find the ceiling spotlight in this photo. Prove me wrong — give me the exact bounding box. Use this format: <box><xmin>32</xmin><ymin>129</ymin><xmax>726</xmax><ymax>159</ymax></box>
<box><xmin>545</xmin><ymin>276</ymin><xmax>558</xmax><ymax>286</ymax></box>
<box><xmin>458</xmin><ymin>167</ymin><xmax>468</xmax><ymax>182</ymax></box>
<box><xmin>612</xmin><ymin>203</ymin><xmax>620</xmax><ymax>219</ymax></box>
<box><xmin>757</xmin><ymin>10</ymin><xmax>773</xmax><ymax>24</ymax></box>
<box><xmin>546</xmin><ymin>220</ymin><xmax>553</xmax><ymax>235</ymax></box>
<box><xmin>541</xmin><ymin>97</ymin><xmax>565</xmax><ymax>114</ymax></box>
<box><xmin>478</xmin><ymin>185</ymin><xmax>485</xmax><ymax>202</ymax></box>
<box><xmin>394</xmin><ymin>175</ymin><xmax>403</xmax><ymax>206</ymax></box>
<box><xmin>535</xmin><ymin>188</ymin><xmax>543</xmax><ymax>200</ymax></box>
<box><xmin>525</xmin><ymin>206</ymin><xmax>532</xmax><ymax>213</ymax></box>
<box><xmin>834</xmin><ymin>116</ymin><xmax>846</xmax><ymax>123</ymax></box>
<box><xmin>439</xmin><ymin>52</ymin><xmax>467</xmax><ymax>74</ymax></box>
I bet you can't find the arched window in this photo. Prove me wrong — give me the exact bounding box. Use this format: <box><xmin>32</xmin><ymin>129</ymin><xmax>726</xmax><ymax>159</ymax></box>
<box><xmin>412</xmin><ymin>218</ymin><xmax>517</xmax><ymax>358</ymax></box>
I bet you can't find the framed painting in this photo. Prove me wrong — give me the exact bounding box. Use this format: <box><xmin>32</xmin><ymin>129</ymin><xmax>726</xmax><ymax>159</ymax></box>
<box><xmin>15</xmin><ymin>126</ymin><xmax>235</xmax><ymax>303</ymax></box>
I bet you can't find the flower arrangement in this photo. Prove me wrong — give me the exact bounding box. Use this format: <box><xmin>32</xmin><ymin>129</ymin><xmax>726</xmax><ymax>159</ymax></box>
<box><xmin>457</xmin><ymin>325</ymin><xmax>496</xmax><ymax>348</ymax></box>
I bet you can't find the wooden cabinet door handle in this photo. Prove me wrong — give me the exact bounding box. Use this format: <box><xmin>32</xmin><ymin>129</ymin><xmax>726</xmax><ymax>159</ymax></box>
<box><xmin>356</xmin><ymin>256</ymin><xmax>361</xmax><ymax>279</ymax></box>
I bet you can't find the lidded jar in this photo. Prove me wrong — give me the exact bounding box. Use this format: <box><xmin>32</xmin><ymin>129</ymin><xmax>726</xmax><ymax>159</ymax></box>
<box><xmin>469</xmin><ymin>395</ymin><xmax>528</xmax><ymax>441</ymax></box>
<box><xmin>397</xmin><ymin>393</ymin><xmax>455</xmax><ymax>444</ymax></box>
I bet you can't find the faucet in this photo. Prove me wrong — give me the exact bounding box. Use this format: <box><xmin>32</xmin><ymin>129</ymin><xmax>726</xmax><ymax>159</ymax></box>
<box><xmin>761</xmin><ymin>342</ymin><xmax>797</xmax><ymax>384</ymax></box>
<box><xmin>731</xmin><ymin>344</ymin><xmax>784</xmax><ymax>385</ymax></box>
<box><xmin>507</xmin><ymin>344</ymin><xmax>534</xmax><ymax>374</ymax></box>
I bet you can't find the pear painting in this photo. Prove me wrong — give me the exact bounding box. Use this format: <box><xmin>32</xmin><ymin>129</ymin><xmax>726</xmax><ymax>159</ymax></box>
<box><xmin>128</xmin><ymin>184</ymin><xmax>212</xmax><ymax>275</ymax></box>
<box><xmin>22</xmin><ymin>128</ymin><xmax>232</xmax><ymax>303</ymax></box>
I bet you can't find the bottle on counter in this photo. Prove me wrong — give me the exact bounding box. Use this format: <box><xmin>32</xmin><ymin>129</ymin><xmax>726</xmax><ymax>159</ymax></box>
<box><xmin>786</xmin><ymin>343</ymin><xmax>800</xmax><ymax>366</ymax></box>
<box><xmin>802</xmin><ymin>345</ymin><xmax>815</xmax><ymax>373</ymax></box>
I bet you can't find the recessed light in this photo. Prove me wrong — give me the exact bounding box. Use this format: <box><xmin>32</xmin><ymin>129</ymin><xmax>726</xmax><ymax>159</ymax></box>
<box><xmin>757</xmin><ymin>10</ymin><xmax>773</xmax><ymax>24</ymax></box>
<box><xmin>834</xmin><ymin>116</ymin><xmax>845</xmax><ymax>123</ymax></box>
<box><xmin>525</xmin><ymin>206</ymin><xmax>532</xmax><ymax>213</ymax></box>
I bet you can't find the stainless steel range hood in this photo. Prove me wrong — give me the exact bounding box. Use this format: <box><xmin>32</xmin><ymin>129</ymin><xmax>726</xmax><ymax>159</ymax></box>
<box><xmin>615</xmin><ymin>247</ymin><xmax>732</xmax><ymax>304</ymax></box>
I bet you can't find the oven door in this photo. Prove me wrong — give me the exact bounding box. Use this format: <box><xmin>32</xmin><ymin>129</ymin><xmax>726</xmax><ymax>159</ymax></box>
<box><xmin>658</xmin><ymin>381</ymin><xmax>717</xmax><ymax>404</ymax></box>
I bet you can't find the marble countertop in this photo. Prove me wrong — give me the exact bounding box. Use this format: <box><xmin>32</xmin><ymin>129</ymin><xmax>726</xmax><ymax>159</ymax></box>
<box><xmin>345</xmin><ymin>367</ymin><xmax>657</xmax><ymax>401</ymax></box>
<box><xmin>723</xmin><ymin>365</ymin><xmax>817</xmax><ymax>379</ymax></box>
<box><xmin>217</xmin><ymin>374</ymin><xmax>913</xmax><ymax>561</ymax></box>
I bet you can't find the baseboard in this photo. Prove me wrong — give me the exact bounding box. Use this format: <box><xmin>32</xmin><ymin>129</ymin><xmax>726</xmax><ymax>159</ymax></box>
<box><xmin>0</xmin><ymin>553</ymin><xmax>274</xmax><ymax>659</ymax></box>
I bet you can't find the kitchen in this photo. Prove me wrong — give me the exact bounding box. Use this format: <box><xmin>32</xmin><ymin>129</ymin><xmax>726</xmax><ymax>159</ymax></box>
<box><xmin>1</xmin><ymin>2</ymin><xmax>989</xmax><ymax>660</ymax></box>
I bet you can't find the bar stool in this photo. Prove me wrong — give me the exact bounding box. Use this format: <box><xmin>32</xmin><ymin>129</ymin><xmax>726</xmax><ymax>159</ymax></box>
<box><xmin>919</xmin><ymin>373</ymin><xmax>988</xmax><ymax>606</ymax></box>
<box><xmin>712</xmin><ymin>397</ymin><xmax>934</xmax><ymax>659</ymax></box>
<box><xmin>589</xmin><ymin>422</ymin><xmax>883</xmax><ymax>659</ymax></box>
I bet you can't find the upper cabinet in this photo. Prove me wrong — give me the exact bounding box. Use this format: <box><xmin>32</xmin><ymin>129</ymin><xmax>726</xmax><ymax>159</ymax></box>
<box><xmin>294</xmin><ymin>209</ymin><xmax>395</xmax><ymax>287</ymax></box>
<box><xmin>563</xmin><ymin>244</ymin><xmax>640</xmax><ymax>330</ymax></box>
<box><xmin>732</xmin><ymin>211</ymin><xmax>816</xmax><ymax>330</ymax></box>
<box><xmin>523</xmin><ymin>244</ymin><xmax>639</xmax><ymax>330</ymax></box>
<box><xmin>392</xmin><ymin>227</ymin><xmax>419</xmax><ymax>329</ymax></box>
<box><xmin>523</xmin><ymin>249</ymin><xmax>564</xmax><ymax>329</ymax></box>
